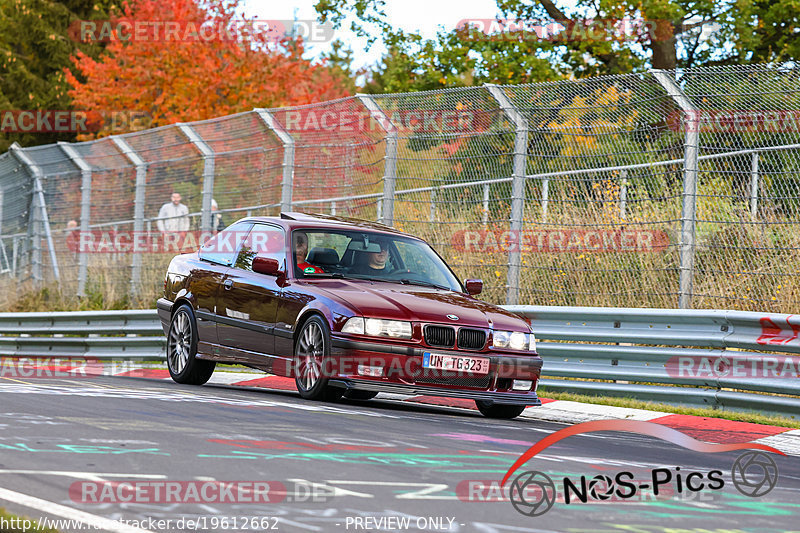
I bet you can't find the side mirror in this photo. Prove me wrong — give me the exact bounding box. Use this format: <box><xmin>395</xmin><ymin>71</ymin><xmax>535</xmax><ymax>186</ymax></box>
<box><xmin>465</xmin><ymin>279</ymin><xmax>483</xmax><ymax>296</ymax></box>
<box><xmin>253</xmin><ymin>256</ymin><xmax>281</xmax><ymax>276</ymax></box>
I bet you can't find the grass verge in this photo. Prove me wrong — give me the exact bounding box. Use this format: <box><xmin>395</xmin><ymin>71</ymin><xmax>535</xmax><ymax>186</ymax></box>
<box><xmin>539</xmin><ymin>389</ymin><xmax>800</xmax><ymax>429</ymax></box>
<box><xmin>0</xmin><ymin>508</ymin><xmax>58</xmax><ymax>533</ymax></box>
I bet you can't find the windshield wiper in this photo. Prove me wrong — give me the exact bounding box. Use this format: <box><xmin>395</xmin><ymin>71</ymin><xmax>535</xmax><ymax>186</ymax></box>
<box><xmin>398</xmin><ymin>278</ymin><xmax>450</xmax><ymax>291</ymax></box>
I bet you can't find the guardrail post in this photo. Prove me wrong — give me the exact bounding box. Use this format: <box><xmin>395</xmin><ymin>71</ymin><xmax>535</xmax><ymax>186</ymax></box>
<box><xmin>255</xmin><ymin>109</ymin><xmax>295</xmax><ymax>212</ymax></box>
<box><xmin>358</xmin><ymin>95</ymin><xmax>397</xmax><ymax>226</ymax></box>
<box><xmin>749</xmin><ymin>152</ymin><xmax>759</xmax><ymax>220</ymax></box>
<box><xmin>59</xmin><ymin>143</ymin><xmax>95</xmax><ymax>294</ymax></box>
<box><xmin>112</xmin><ymin>137</ymin><xmax>147</xmax><ymax>299</ymax></box>
<box><xmin>652</xmin><ymin>71</ymin><xmax>699</xmax><ymax>309</ymax></box>
<box><xmin>486</xmin><ymin>85</ymin><xmax>528</xmax><ymax>305</ymax></box>
<box><xmin>177</xmin><ymin>124</ymin><xmax>214</xmax><ymax>232</ymax></box>
<box><xmin>10</xmin><ymin>143</ymin><xmax>59</xmax><ymax>284</ymax></box>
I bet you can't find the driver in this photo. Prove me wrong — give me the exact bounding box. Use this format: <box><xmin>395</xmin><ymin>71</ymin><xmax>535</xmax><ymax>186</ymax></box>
<box><xmin>351</xmin><ymin>238</ymin><xmax>391</xmax><ymax>276</ymax></box>
<box><xmin>294</xmin><ymin>232</ymin><xmax>324</xmax><ymax>275</ymax></box>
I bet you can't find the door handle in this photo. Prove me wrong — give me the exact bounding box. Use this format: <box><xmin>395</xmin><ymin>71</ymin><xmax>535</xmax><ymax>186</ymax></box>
<box><xmin>223</xmin><ymin>279</ymin><xmax>233</xmax><ymax>290</ymax></box>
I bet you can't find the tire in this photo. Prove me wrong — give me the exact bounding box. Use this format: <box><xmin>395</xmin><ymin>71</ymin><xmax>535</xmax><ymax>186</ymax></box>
<box><xmin>167</xmin><ymin>304</ymin><xmax>215</xmax><ymax>385</ymax></box>
<box><xmin>343</xmin><ymin>390</ymin><xmax>379</xmax><ymax>401</ymax></box>
<box><xmin>294</xmin><ymin>316</ymin><xmax>343</xmax><ymax>402</ymax></box>
<box><xmin>475</xmin><ymin>400</ymin><xmax>526</xmax><ymax>419</ymax></box>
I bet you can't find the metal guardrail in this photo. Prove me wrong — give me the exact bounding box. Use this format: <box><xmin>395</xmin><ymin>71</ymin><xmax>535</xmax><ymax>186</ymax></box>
<box><xmin>0</xmin><ymin>310</ymin><xmax>165</xmax><ymax>360</ymax></box>
<box><xmin>507</xmin><ymin>306</ymin><xmax>800</xmax><ymax>419</ymax></box>
<box><xmin>1</xmin><ymin>307</ymin><xmax>798</xmax><ymax>419</ymax></box>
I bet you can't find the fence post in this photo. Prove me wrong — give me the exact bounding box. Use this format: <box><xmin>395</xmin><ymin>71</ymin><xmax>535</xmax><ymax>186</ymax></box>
<box><xmin>750</xmin><ymin>152</ymin><xmax>759</xmax><ymax>220</ymax></box>
<box><xmin>10</xmin><ymin>143</ymin><xmax>59</xmax><ymax>284</ymax></box>
<box><xmin>59</xmin><ymin>143</ymin><xmax>95</xmax><ymax>294</ymax></box>
<box><xmin>255</xmin><ymin>109</ymin><xmax>295</xmax><ymax>212</ymax></box>
<box><xmin>652</xmin><ymin>70</ymin><xmax>699</xmax><ymax>309</ymax></box>
<box><xmin>177</xmin><ymin>124</ymin><xmax>214</xmax><ymax>232</ymax></box>
<box><xmin>483</xmin><ymin>183</ymin><xmax>490</xmax><ymax>226</ymax></box>
<box><xmin>358</xmin><ymin>94</ymin><xmax>397</xmax><ymax>226</ymax></box>
<box><xmin>486</xmin><ymin>85</ymin><xmax>528</xmax><ymax>305</ymax></box>
<box><xmin>619</xmin><ymin>169</ymin><xmax>628</xmax><ymax>220</ymax></box>
<box><xmin>112</xmin><ymin>137</ymin><xmax>147</xmax><ymax>299</ymax></box>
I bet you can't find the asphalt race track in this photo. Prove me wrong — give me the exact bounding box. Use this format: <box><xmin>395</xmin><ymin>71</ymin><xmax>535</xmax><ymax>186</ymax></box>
<box><xmin>0</xmin><ymin>373</ymin><xmax>798</xmax><ymax>533</ymax></box>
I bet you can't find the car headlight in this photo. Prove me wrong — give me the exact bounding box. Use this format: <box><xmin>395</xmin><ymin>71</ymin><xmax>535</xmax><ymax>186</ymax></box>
<box><xmin>341</xmin><ymin>317</ymin><xmax>412</xmax><ymax>339</ymax></box>
<box><xmin>492</xmin><ymin>330</ymin><xmax>536</xmax><ymax>351</ymax></box>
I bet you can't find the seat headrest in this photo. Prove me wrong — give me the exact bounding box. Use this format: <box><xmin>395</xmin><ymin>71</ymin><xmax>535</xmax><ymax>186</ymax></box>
<box><xmin>307</xmin><ymin>247</ymin><xmax>340</xmax><ymax>266</ymax></box>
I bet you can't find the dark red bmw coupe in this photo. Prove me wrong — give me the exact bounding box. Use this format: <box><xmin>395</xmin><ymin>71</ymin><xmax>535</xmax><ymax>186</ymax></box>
<box><xmin>157</xmin><ymin>213</ymin><xmax>542</xmax><ymax>419</ymax></box>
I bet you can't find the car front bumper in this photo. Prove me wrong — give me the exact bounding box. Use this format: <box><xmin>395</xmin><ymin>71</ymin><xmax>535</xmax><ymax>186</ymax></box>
<box><xmin>329</xmin><ymin>336</ymin><xmax>542</xmax><ymax>406</ymax></box>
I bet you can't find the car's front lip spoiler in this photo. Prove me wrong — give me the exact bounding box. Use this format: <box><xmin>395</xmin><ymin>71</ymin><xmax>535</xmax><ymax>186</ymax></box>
<box><xmin>329</xmin><ymin>378</ymin><xmax>541</xmax><ymax>406</ymax></box>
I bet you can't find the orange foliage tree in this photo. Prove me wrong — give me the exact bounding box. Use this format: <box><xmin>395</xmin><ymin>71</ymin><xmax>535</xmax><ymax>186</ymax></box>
<box><xmin>65</xmin><ymin>0</ymin><xmax>352</xmax><ymax>138</ymax></box>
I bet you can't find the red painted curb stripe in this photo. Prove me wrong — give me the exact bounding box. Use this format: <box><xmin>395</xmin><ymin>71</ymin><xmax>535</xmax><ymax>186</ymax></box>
<box><xmin>115</xmin><ymin>368</ymin><xmax>171</xmax><ymax>379</ymax></box>
<box><xmin>647</xmin><ymin>414</ymin><xmax>791</xmax><ymax>444</ymax></box>
<box><xmin>230</xmin><ymin>376</ymin><xmax>296</xmax><ymax>390</ymax></box>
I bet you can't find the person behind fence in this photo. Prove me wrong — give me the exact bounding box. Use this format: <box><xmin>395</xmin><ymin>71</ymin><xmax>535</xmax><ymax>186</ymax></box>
<box><xmin>211</xmin><ymin>199</ymin><xmax>226</xmax><ymax>233</ymax></box>
<box><xmin>294</xmin><ymin>232</ymin><xmax>324</xmax><ymax>275</ymax></box>
<box><xmin>156</xmin><ymin>192</ymin><xmax>190</xmax><ymax>233</ymax></box>
<box><xmin>65</xmin><ymin>219</ymin><xmax>79</xmax><ymax>254</ymax></box>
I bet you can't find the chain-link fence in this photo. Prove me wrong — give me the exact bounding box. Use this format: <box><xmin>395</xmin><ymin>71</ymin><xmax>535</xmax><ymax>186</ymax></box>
<box><xmin>1</xmin><ymin>64</ymin><xmax>799</xmax><ymax>311</ymax></box>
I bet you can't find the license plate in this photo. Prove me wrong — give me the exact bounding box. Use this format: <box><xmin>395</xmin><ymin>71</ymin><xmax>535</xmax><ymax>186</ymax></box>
<box><xmin>422</xmin><ymin>352</ymin><xmax>490</xmax><ymax>375</ymax></box>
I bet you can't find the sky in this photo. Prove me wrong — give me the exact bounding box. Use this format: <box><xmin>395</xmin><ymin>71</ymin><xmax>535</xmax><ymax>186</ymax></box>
<box><xmin>241</xmin><ymin>0</ymin><xmax>502</xmax><ymax>69</ymax></box>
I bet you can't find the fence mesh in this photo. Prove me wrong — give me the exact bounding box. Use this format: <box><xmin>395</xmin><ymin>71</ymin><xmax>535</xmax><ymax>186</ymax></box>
<box><xmin>1</xmin><ymin>64</ymin><xmax>798</xmax><ymax>311</ymax></box>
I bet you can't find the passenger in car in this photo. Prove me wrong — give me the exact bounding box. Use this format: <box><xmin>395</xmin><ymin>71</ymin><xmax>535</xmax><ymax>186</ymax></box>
<box><xmin>294</xmin><ymin>232</ymin><xmax>325</xmax><ymax>275</ymax></box>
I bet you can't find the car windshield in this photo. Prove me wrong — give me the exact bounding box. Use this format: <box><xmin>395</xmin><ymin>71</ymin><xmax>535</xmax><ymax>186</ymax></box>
<box><xmin>292</xmin><ymin>229</ymin><xmax>463</xmax><ymax>292</ymax></box>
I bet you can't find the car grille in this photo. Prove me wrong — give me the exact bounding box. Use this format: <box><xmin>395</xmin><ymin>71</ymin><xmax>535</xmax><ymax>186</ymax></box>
<box><xmin>424</xmin><ymin>325</ymin><xmax>455</xmax><ymax>348</ymax></box>
<box><xmin>457</xmin><ymin>328</ymin><xmax>486</xmax><ymax>350</ymax></box>
<box><xmin>415</xmin><ymin>373</ymin><xmax>492</xmax><ymax>389</ymax></box>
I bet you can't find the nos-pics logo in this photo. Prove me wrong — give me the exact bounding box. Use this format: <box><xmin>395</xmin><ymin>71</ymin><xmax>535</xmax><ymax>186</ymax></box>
<box><xmin>501</xmin><ymin>419</ymin><xmax>783</xmax><ymax>516</ymax></box>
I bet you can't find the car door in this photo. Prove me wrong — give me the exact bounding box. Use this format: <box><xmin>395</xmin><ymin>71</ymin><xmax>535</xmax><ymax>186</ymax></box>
<box><xmin>217</xmin><ymin>223</ymin><xmax>287</xmax><ymax>364</ymax></box>
<box><xmin>195</xmin><ymin>221</ymin><xmax>253</xmax><ymax>345</ymax></box>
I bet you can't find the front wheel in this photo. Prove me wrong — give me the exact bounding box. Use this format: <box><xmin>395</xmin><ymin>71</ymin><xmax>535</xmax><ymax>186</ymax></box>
<box><xmin>167</xmin><ymin>304</ymin><xmax>215</xmax><ymax>385</ymax></box>
<box><xmin>475</xmin><ymin>400</ymin><xmax>526</xmax><ymax>419</ymax></box>
<box><xmin>294</xmin><ymin>316</ymin><xmax>343</xmax><ymax>402</ymax></box>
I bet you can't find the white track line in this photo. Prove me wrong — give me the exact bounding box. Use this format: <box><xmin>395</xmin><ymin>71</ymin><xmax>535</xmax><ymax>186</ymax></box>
<box><xmin>753</xmin><ymin>429</ymin><xmax>800</xmax><ymax>457</ymax></box>
<box><xmin>520</xmin><ymin>400</ymin><xmax>671</xmax><ymax>423</ymax></box>
<box><xmin>0</xmin><ymin>486</ymin><xmax>155</xmax><ymax>533</ymax></box>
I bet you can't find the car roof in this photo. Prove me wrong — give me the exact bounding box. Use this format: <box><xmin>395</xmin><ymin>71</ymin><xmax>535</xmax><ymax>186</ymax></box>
<box><xmin>237</xmin><ymin>212</ymin><xmax>419</xmax><ymax>239</ymax></box>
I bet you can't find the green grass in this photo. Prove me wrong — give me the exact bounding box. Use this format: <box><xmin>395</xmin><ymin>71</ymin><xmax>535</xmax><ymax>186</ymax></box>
<box><xmin>0</xmin><ymin>508</ymin><xmax>58</xmax><ymax>533</ymax></box>
<box><xmin>539</xmin><ymin>389</ymin><xmax>800</xmax><ymax>429</ymax></box>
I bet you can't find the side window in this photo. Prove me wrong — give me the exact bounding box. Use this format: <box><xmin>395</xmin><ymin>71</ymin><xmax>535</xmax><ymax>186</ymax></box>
<box><xmin>199</xmin><ymin>222</ymin><xmax>252</xmax><ymax>266</ymax></box>
<box><xmin>235</xmin><ymin>224</ymin><xmax>286</xmax><ymax>272</ymax></box>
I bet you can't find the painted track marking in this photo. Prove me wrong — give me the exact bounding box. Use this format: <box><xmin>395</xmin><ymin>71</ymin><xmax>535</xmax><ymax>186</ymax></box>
<box><xmin>0</xmin><ymin>486</ymin><xmax>155</xmax><ymax>533</ymax></box>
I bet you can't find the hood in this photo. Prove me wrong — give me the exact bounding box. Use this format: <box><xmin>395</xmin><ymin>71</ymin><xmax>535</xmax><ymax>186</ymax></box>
<box><xmin>309</xmin><ymin>279</ymin><xmax>529</xmax><ymax>331</ymax></box>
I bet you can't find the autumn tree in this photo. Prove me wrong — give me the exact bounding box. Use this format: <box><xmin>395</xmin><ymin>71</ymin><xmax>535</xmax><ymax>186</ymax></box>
<box><xmin>317</xmin><ymin>0</ymin><xmax>800</xmax><ymax>86</ymax></box>
<box><xmin>0</xmin><ymin>0</ymin><xmax>111</xmax><ymax>150</ymax></box>
<box><xmin>66</xmin><ymin>0</ymin><xmax>353</xmax><ymax>138</ymax></box>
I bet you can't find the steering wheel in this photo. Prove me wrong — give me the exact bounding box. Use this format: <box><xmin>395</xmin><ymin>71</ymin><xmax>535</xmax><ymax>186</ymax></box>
<box><xmin>386</xmin><ymin>269</ymin><xmax>422</xmax><ymax>280</ymax></box>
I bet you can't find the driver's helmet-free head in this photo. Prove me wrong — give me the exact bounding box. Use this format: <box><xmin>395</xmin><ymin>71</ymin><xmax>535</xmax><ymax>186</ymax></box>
<box><xmin>352</xmin><ymin>236</ymin><xmax>390</xmax><ymax>270</ymax></box>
